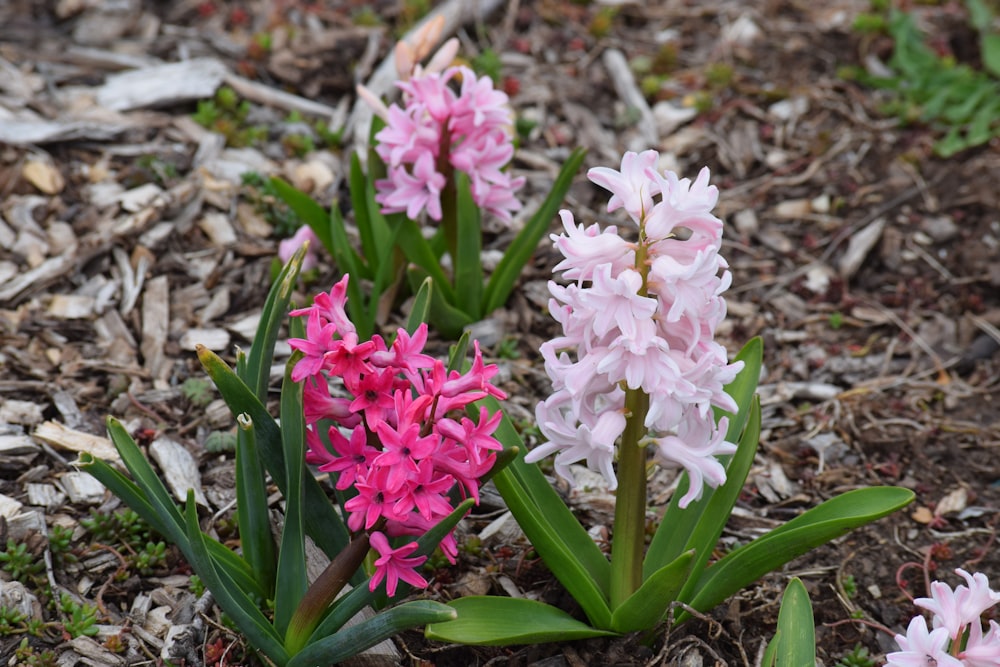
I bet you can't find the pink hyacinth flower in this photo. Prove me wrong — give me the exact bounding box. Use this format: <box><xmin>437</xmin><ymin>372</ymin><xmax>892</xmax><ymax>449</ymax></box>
<box><xmin>886</xmin><ymin>615</ymin><xmax>963</xmax><ymax>667</ymax></box>
<box><xmin>278</xmin><ymin>225</ymin><xmax>321</xmax><ymax>271</ymax></box>
<box><xmin>368</xmin><ymin>531</ymin><xmax>428</xmax><ymax>597</ymax></box>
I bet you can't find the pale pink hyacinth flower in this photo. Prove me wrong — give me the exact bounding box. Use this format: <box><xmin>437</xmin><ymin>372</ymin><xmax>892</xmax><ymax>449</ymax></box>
<box><xmin>525</xmin><ymin>150</ymin><xmax>743</xmax><ymax>506</ymax></box>
<box><xmin>888</xmin><ymin>568</ymin><xmax>1000</xmax><ymax>666</ymax></box>
<box><xmin>279</xmin><ymin>226</ymin><xmax>321</xmax><ymax>271</ymax></box>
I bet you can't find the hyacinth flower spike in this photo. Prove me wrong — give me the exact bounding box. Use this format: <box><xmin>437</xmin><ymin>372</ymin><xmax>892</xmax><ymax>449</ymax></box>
<box><xmin>422</xmin><ymin>154</ymin><xmax>912</xmax><ymax>646</ymax></box>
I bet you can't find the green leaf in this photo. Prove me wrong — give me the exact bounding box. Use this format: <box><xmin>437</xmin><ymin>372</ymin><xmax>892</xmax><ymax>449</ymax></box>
<box><xmin>670</xmin><ymin>398</ymin><xmax>761</xmax><ymax>607</ymax></box>
<box><xmin>235</xmin><ymin>415</ymin><xmax>276</xmax><ymax>599</ymax></box>
<box><xmin>92</xmin><ymin>421</ymin><xmax>266</xmax><ymax>602</ymax></box>
<box><xmin>645</xmin><ymin>338</ymin><xmax>762</xmax><ymax>577</ymax></box>
<box><xmin>967</xmin><ymin>97</ymin><xmax>1000</xmax><ymax>146</ymax></box>
<box><xmin>289</xmin><ymin>601</ymin><xmax>456</xmax><ymax>667</ymax></box>
<box><xmin>406</xmin><ymin>277</ymin><xmax>433</xmax><ymax>335</ymax></box>
<box><xmin>268</xmin><ymin>177</ymin><xmax>333</xmax><ymax>253</ymax></box>
<box><xmin>406</xmin><ymin>264</ymin><xmax>473</xmax><ymax>339</ymax></box>
<box><xmin>198</xmin><ymin>349</ymin><xmax>354</xmax><ymax>566</ymax></box>
<box><xmin>764</xmin><ymin>578</ymin><xmax>815</xmax><ymax>666</ymax></box>
<box><xmin>483</xmin><ymin>147</ymin><xmax>587</xmax><ymax>314</ymax></box>
<box><xmin>349</xmin><ymin>151</ymin><xmax>393</xmax><ymax>275</ymax></box>
<box><xmin>934</xmin><ymin>125</ymin><xmax>969</xmax><ymax>158</ymax></box>
<box><xmin>453</xmin><ymin>172</ymin><xmax>483</xmax><ymax>317</ymax></box>
<box><xmin>182</xmin><ymin>494</ymin><xmax>290</xmax><ymax>666</ymax></box>
<box><xmin>396</xmin><ymin>218</ymin><xmax>458</xmax><ymax>304</ymax></box>
<box><xmin>490</xmin><ymin>400</ymin><xmax>613</xmax><ymax>630</ymax></box>
<box><xmin>681</xmin><ymin>487</ymin><xmax>914</xmax><ymax>620</ymax></box>
<box><xmin>966</xmin><ymin>0</ymin><xmax>993</xmax><ymax>31</ymax></box>
<box><xmin>610</xmin><ymin>551</ymin><xmax>694</xmax><ymax>633</ymax></box>
<box><xmin>981</xmin><ymin>33</ymin><xmax>1000</xmax><ymax>79</ymax></box>
<box><xmin>245</xmin><ymin>241</ymin><xmax>303</xmax><ymax>401</ymax></box>
<box><xmin>488</xmin><ymin>395</ymin><xmax>611</xmax><ymax>606</ymax></box>
<box><xmin>446</xmin><ymin>331</ymin><xmax>471</xmax><ymax>374</ymax></box>
<box><xmin>274</xmin><ymin>357</ymin><xmax>308</xmax><ymax>638</ymax></box>
<box><xmin>425</xmin><ymin>597</ymin><xmax>617</xmax><ymax>646</ymax></box>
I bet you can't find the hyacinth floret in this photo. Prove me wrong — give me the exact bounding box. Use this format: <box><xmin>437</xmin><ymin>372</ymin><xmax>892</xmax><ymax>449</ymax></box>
<box><xmin>371</xmin><ymin>65</ymin><xmax>525</xmax><ymax>224</ymax></box>
<box><xmin>288</xmin><ymin>275</ymin><xmax>506</xmax><ymax>594</ymax></box>
<box><xmin>525</xmin><ymin>150</ymin><xmax>743</xmax><ymax>508</ymax></box>
<box><xmin>888</xmin><ymin>568</ymin><xmax>1000</xmax><ymax>666</ymax></box>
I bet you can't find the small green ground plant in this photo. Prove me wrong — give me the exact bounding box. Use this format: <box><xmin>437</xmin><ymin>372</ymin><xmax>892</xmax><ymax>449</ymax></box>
<box><xmin>847</xmin><ymin>0</ymin><xmax>1000</xmax><ymax>156</ymax></box>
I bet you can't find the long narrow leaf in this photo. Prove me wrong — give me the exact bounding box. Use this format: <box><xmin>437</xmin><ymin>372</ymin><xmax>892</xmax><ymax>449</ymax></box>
<box><xmin>198</xmin><ymin>348</ymin><xmax>353</xmax><ymax>563</ymax></box>
<box><xmin>425</xmin><ymin>597</ymin><xmax>616</xmax><ymax>646</ymax></box>
<box><xmin>482</xmin><ymin>147</ymin><xmax>586</xmax><ymax>314</ymax></box>
<box><xmin>268</xmin><ymin>177</ymin><xmax>332</xmax><ymax>249</ymax></box>
<box><xmin>669</xmin><ymin>398</ymin><xmax>761</xmax><ymax>606</ymax></box>
<box><xmin>183</xmin><ymin>495</ymin><xmax>290</xmax><ymax>666</ymax></box>
<box><xmin>680</xmin><ymin>487</ymin><xmax>914</xmax><ymax>619</ymax></box>
<box><xmin>406</xmin><ymin>265</ymin><xmax>473</xmax><ymax>339</ymax></box>
<box><xmin>288</xmin><ymin>601</ymin><xmax>455</xmax><ymax>667</ymax></box>
<box><xmin>245</xmin><ymin>243</ymin><xmax>304</xmax><ymax>401</ymax></box>
<box><xmin>493</xmin><ymin>465</ymin><xmax>612</xmax><ymax>629</ymax></box>
<box><xmin>92</xmin><ymin>423</ymin><xmax>265</xmax><ymax>600</ymax></box>
<box><xmin>610</xmin><ymin>551</ymin><xmax>694</xmax><ymax>633</ymax></box>
<box><xmin>350</xmin><ymin>151</ymin><xmax>392</xmax><ymax>272</ymax></box>
<box><xmin>235</xmin><ymin>415</ymin><xmax>276</xmax><ymax>598</ymax></box>
<box><xmin>645</xmin><ymin>337</ymin><xmax>762</xmax><ymax>576</ymax></box>
<box><xmin>105</xmin><ymin>417</ymin><xmax>188</xmax><ymax>547</ymax></box>
<box><xmin>406</xmin><ymin>278</ymin><xmax>433</xmax><ymax>335</ymax></box>
<box><xmin>274</xmin><ymin>357</ymin><xmax>308</xmax><ymax>637</ymax></box>
<box><xmin>763</xmin><ymin>578</ymin><xmax>815</xmax><ymax>666</ymax></box>
<box><xmin>487</xmin><ymin>395</ymin><xmax>611</xmax><ymax>593</ymax></box>
<box><xmin>395</xmin><ymin>217</ymin><xmax>457</xmax><ymax>304</ymax></box>
<box><xmin>453</xmin><ymin>172</ymin><xmax>483</xmax><ymax>317</ymax></box>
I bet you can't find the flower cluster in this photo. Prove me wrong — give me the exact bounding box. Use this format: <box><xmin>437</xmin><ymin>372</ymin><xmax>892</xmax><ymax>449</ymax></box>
<box><xmin>288</xmin><ymin>275</ymin><xmax>506</xmax><ymax>596</ymax></box>
<box><xmin>369</xmin><ymin>64</ymin><xmax>525</xmax><ymax>224</ymax></box>
<box><xmin>525</xmin><ymin>150</ymin><xmax>743</xmax><ymax>507</ymax></box>
<box><xmin>888</xmin><ymin>568</ymin><xmax>1000</xmax><ymax>666</ymax></box>
<box><xmin>278</xmin><ymin>226</ymin><xmax>321</xmax><ymax>272</ymax></box>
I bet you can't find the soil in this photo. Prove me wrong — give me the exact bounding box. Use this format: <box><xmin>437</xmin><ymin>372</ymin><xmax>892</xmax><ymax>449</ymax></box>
<box><xmin>1</xmin><ymin>1</ymin><xmax>999</xmax><ymax>666</ymax></box>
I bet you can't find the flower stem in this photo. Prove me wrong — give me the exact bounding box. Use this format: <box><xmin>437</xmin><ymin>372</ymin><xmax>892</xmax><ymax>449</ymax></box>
<box><xmin>284</xmin><ymin>533</ymin><xmax>371</xmax><ymax>656</ymax></box>
<box><xmin>610</xmin><ymin>387</ymin><xmax>649</xmax><ymax>609</ymax></box>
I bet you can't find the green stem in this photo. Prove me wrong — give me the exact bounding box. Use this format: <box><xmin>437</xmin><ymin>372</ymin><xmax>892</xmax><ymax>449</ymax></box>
<box><xmin>609</xmin><ymin>388</ymin><xmax>650</xmax><ymax>609</ymax></box>
<box><xmin>610</xmin><ymin>214</ymin><xmax>652</xmax><ymax>610</ymax></box>
<box><xmin>284</xmin><ymin>533</ymin><xmax>371</xmax><ymax>656</ymax></box>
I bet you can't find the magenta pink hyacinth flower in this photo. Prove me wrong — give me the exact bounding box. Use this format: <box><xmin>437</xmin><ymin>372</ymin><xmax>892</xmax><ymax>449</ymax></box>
<box><xmin>288</xmin><ymin>274</ymin><xmax>506</xmax><ymax>594</ymax></box>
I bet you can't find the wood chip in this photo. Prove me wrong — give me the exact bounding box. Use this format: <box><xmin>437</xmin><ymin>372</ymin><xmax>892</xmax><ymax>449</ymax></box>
<box><xmin>97</xmin><ymin>58</ymin><xmax>229</xmax><ymax>111</ymax></box>
<box><xmin>26</xmin><ymin>483</ymin><xmax>67</xmax><ymax>509</ymax></box>
<box><xmin>0</xmin><ymin>493</ymin><xmax>24</xmax><ymax>519</ymax></box>
<box><xmin>1</xmin><ymin>399</ymin><xmax>44</xmax><ymax>425</ymax></box>
<box><xmin>602</xmin><ymin>48</ymin><xmax>657</xmax><ymax>151</ymax></box>
<box><xmin>0</xmin><ymin>433</ymin><xmax>41</xmax><ymax>456</ymax></box>
<box><xmin>197</xmin><ymin>212</ymin><xmax>237</xmax><ymax>247</ymax></box>
<box><xmin>0</xmin><ymin>252</ymin><xmax>75</xmax><ymax>301</ymax></box>
<box><xmin>33</xmin><ymin>420</ymin><xmax>119</xmax><ymax>462</ymax></box>
<box><xmin>149</xmin><ymin>436</ymin><xmax>209</xmax><ymax>508</ymax></box>
<box><xmin>59</xmin><ymin>472</ymin><xmax>107</xmax><ymax>505</ymax></box>
<box><xmin>839</xmin><ymin>217</ymin><xmax>886</xmax><ymax>280</ymax></box>
<box><xmin>0</xmin><ymin>118</ymin><xmax>132</xmax><ymax>145</ymax></box>
<box><xmin>48</xmin><ymin>294</ymin><xmax>97</xmax><ymax>319</ymax></box>
<box><xmin>179</xmin><ymin>327</ymin><xmax>230</xmax><ymax>352</ymax></box>
<box><xmin>22</xmin><ymin>156</ymin><xmax>66</xmax><ymax>195</ymax></box>
<box><xmin>117</xmin><ymin>183</ymin><xmax>165</xmax><ymax>212</ymax></box>
<box><xmin>141</xmin><ymin>275</ymin><xmax>170</xmax><ymax>388</ymax></box>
